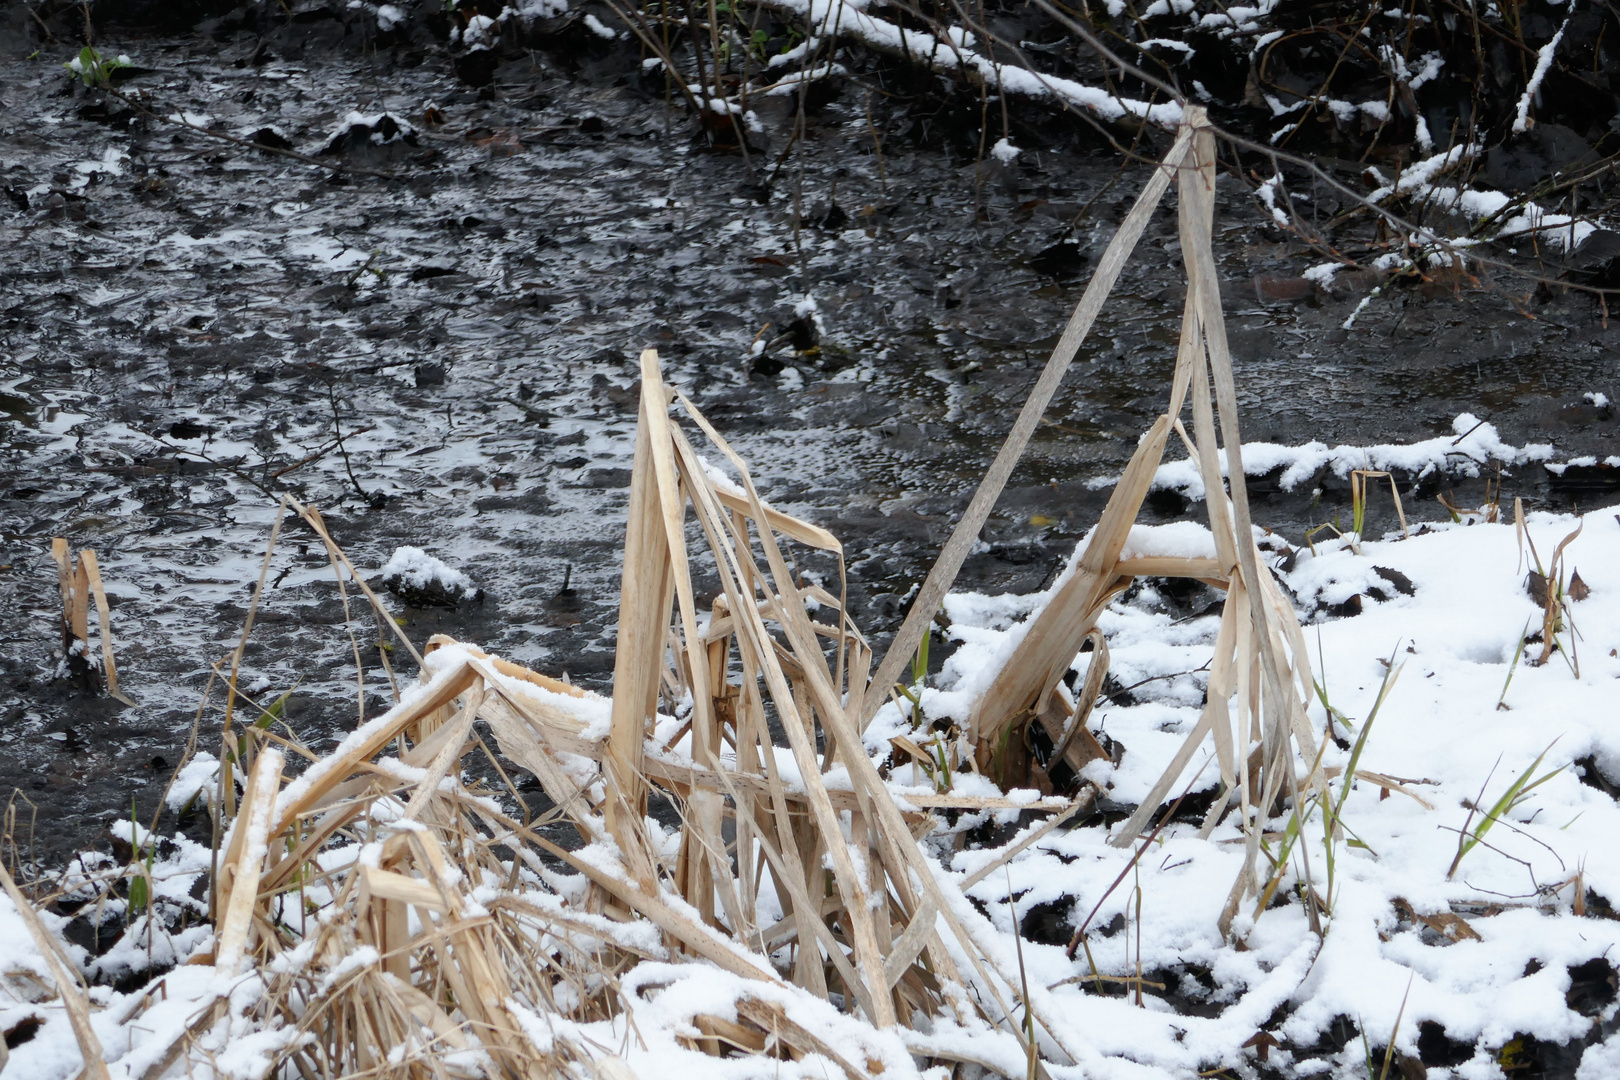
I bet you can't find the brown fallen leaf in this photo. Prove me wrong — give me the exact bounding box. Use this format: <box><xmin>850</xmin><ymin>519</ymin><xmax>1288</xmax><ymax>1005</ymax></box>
<box><xmin>1242</xmin><ymin>1031</ymin><xmax>1281</xmax><ymax>1062</ymax></box>
<box><xmin>1395</xmin><ymin>898</ymin><xmax>1481</xmax><ymax>943</ymax></box>
<box><xmin>1570</xmin><ymin>569</ymin><xmax>1591</xmax><ymax>601</ymax></box>
<box><xmin>1527</xmin><ymin>571</ymin><xmax>1550</xmax><ymax>608</ymax></box>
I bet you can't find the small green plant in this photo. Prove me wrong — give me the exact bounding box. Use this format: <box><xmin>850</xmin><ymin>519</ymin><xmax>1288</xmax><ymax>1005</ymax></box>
<box><xmin>929</xmin><ymin>736</ymin><xmax>952</xmax><ymax>791</ymax></box>
<box><xmin>1446</xmin><ymin>741</ymin><xmax>1562</xmax><ymax>879</ymax></box>
<box><xmin>253</xmin><ymin>681</ymin><xmax>299</xmax><ymax>731</ymax></box>
<box><xmin>1495</xmin><ymin>618</ymin><xmax>1531</xmax><ymax>710</ymax></box>
<box><xmin>1350</xmin><ymin>470</ymin><xmax>1409</xmax><ymax>543</ymax></box>
<box><xmin>1303</xmin><ymin>517</ymin><xmax>1345</xmax><ymax>556</ymax></box>
<box><xmin>893</xmin><ymin>625</ymin><xmax>931</xmax><ymax>730</ymax></box>
<box><xmin>1516</xmin><ymin>509</ymin><xmax>1584</xmax><ymax>674</ymax></box>
<box><xmin>1360</xmin><ymin>972</ymin><xmax>1415</xmax><ymax>1080</ymax></box>
<box><xmin>890</xmin><ymin>626</ymin><xmax>952</xmax><ymax>793</ymax></box>
<box><xmin>1321</xmin><ymin>649</ymin><xmax>1403</xmax><ymax>912</ymax></box>
<box><xmin>64</xmin><ymin>46</ymin><xmax>130</xmax><ymax>88</ymax></box>
<box><xmin>1005</xmin><ymin>868</ymin><xmax>1039</xmax><ymax>1080</ymax></box>
<box><xmin>1256</xmin><ymin>643</ymin><xmax>1402</xmax><ymax>921</ymax></box>
<box><xmin>125</xmin><ymin>796</ymin><xmax>155</xmax><ymax>919</ymax></box>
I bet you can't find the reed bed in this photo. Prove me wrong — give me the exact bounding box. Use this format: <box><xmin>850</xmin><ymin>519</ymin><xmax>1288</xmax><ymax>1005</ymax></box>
<box><xmin>6</xmin><ymin>110</ymin><xmax>1335</xmax><ymax>1080</ymax></box>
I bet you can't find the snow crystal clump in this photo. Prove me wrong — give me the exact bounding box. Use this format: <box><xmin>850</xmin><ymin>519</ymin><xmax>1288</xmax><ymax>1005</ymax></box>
<box><xmin>517</xmin><ymin>0</ymin><xmax>568</xmax><ymax>16</ymax></box>
<box><xmin>457</xmin><ymin>13</ymin><xmax>497</xmax><ymax>45</ymax></box>
<box><xmin>378</xmin><ymin>546</ymin><xmax>482</xmax><ymax>608</ymax></box>
<box><xmin>166</xmin><ymin>752</ymin><xmax>221</xmax><ymax>812</ymax></box>
<box><xmin>319</xmin><ymin>112</ymin><xmax>417</xmax><ymax>155</ymax></box>
<box><xmin>1147</xmin><ymin>412</ymin><xmax>1553</xmax><ymax>500</ymax></box>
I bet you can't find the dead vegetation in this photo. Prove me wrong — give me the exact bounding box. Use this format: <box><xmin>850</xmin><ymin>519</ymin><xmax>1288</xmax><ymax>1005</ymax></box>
<box><xmin>9</xmin><ymin>111</ymin><xmax>1358</xmax><ymax>1080</ymax></box>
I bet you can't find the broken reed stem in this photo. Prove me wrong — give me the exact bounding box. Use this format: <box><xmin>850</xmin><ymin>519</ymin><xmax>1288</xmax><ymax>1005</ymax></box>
<box><xmin>9</xmin><ymin>108</ymin><xmax>1370</xmax><ymax>1080</ymax></box>
<box><xmin>49</xmin><ymin>539</ymin><xmax>133</xmax><ymax>704</ymax></box>
<box><xmin>308</xmin><ymin>501</ymin><xmax>370</xmax><ymax>726</ymax></box>
<box><xmin>0</xmin><ymin>858</ymin><xmax>112</xmax><ymax>1080</ymax></box>
<box><xmin>862</xmin><ymin>123</ymin><xmax>1196</xmax><ymax>729</ymax></box>
<box><xmin>222</xmin><ymin>500</ymin><xmax>290</xmax><ymax>767</ymax></box>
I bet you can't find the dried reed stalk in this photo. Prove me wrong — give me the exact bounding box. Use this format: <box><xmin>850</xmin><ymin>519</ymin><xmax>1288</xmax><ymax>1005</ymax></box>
<box><xmin>49</xmin><ymin>539</ymin><xmax>133</xmax><ymax>703</ymax></box>
<box><xmin>929</xmin><ymin>110</ymin><xmax>1324</xmax><ymax>937</ymax></box>
<box><xmin>0</xmin><ymin>858</ymin><xmax>111</xmax><ymax>1080</ymax></box>
<box><xmin>863</xmin><ymin>123</ymin><xmax>1198</xmax><ymax>731</ymax></box>
<box><xmin>10</xmin><ymin>134</ymin><xmax>1348</xmax><ymax>1076</ymax></box>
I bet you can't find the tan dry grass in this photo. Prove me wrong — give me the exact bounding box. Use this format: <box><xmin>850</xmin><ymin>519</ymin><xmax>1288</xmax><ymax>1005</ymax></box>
<box><xmin>10</xmin><ymin>109</ymin><xmax>1330</xmax><ymax>1080</ymax></box>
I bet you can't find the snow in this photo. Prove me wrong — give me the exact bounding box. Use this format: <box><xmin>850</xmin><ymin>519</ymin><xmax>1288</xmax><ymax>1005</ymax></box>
<box><xmin>324</xmin><ymin>110</ymin><xmax>416</xmax><ymax>146</ymax></box>
<box><xmin>761</xmin><ymin>0</ymin><xmax>1183</xmax><ymax>127</ymax></box>
<box><xmin>164</xmin><ymin>750</ymin><xmax>221</xmax><ymax>812</ymax></box>
<box><xmin>12</xmin><ymin>454</ymin><xmax>1620</xmax><ymax>1077</ymax></box>
<box><xmin>1301</xmin><ymin>261</ymin><xmax>1342</xmax><ymax>286</ymax></box>
<box><xmin>924</xmin><ymin>499</ymin><xmax>1620</xmax><ymax>1074</ymax></box>
<box><xmin>377</xmin><ymin>544</ymin><xmax>477</xmax><ymax>595</ymax></box>
<box><xmin>990</xmin><ymin>137</ymin><xmax>1020</xmax><ymax>164</ymax></box>
<box><xmin>1256</xmin><ymin>173</ymin><xmax>1291</xmax><ymax>227</ymax></box>
<box><xmin>459</xmin><ymin>13</ymin><xmax>497</xmax><ymax>45</ymax></box>
<box><xmin>583</xmin><ymin>12</ymin><xmax>619</xmax><ymax>39</ymax></box>
<box><xmin>1514</xmin><ymin>9</ymin><xmax>1573</xmax><ymax>134</ymax></box>
<box><xmin>1145</xmin><ymin>413</ymin><xmax>1553</xmax><ymax>499</ymax></box>
<box><xmin>1358</xmin><ymin>141</ymin><xmax>1599</xmax><ymax>252</ymax></box>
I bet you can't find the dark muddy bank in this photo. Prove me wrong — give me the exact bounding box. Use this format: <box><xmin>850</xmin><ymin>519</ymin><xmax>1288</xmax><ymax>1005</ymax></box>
<box><xmin>1</xmin><ymin>10</ymin><xmax>1617</xmax><ymax>861</ymax></box>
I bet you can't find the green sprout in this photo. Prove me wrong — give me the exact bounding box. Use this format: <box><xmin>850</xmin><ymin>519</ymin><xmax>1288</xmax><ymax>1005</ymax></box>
<box><xmin>126</xmin><ymin>796</ymin><xmax>155</xmax><ymax>918</ymax></box>
<box><xmin>893</xmin><ymin>625</ymin><xmax>931</xmax><ymax>730</ymax></box>
<box><xmin>65</xmin><ymin>46</ymin><xmax>131</xmax><ymax>88</ymax></box>
<box><xmin>1446</xmin><ymin>742</ymin><xmax>1563</xmax><ymax>879</ymax></box>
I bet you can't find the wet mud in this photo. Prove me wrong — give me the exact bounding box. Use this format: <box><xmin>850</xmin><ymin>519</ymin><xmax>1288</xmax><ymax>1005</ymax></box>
<box><xmin>2</xmin><ymin>16</ymin><xmax>1618</xmax><ymax>861</ymax></box>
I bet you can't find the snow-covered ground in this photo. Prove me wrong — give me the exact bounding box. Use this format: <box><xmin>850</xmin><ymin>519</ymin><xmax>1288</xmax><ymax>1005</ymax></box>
<box><xmin>4</xmin><ymin>499</ymin><xmax>1619</xmax><ymax>1079</ymax></box>
<box><xmin>912</xmin><ymin>503</ymin><xmax>1620</xmax><ymax>1076</ymax></box>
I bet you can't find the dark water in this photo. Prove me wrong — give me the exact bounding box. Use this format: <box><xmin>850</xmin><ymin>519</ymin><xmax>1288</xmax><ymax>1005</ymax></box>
<box><xmin>2</xmin><ymin>24</ymin><xmax>1618</xmax><ymax>861</ymax></box>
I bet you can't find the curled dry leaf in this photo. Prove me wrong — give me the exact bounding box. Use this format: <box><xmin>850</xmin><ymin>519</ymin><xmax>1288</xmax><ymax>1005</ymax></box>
<box><xmin>1241</xmin><ymin>1031</ymin><xmax>1281</xmax><ymax>1061</ymax></box>
<box><xmin>1569</xmin><ymin>569</ymin><xmax>1591</xmax><ymax>602</ymax></box>
<box><xmin>1527</xmin><ymin>571</ymin><xmax>1551</xmax><ymax>609</ymax></box>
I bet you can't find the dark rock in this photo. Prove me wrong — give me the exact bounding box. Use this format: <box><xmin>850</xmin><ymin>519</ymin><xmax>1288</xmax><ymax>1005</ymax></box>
<box><xmin>319</xmin><ymin>112</ymin><xmax>417</xmax><ymax>156</ymax></box>
<box><xmin>1372</xmin><ymin>566</ymin><xmax>1415</xmax><ymax>596</ymax></box>
<box><xmin>454</xmin><ymin>47</ymin><xmax>499</xmax><ymax>88</ymax></box>
<box><xmin>750</xmin><ymin>353</ymin><xmax>785</xmax><ymax>378</ymax></box>
<box><xmin>1546</xmin><ymin>460</ymin><xmax>1620</xmax><ymax>494</ymax></box>
<box><xmin>809</xmin><ymin>201</ymin><xmax>847</xmax><ymax>230</ymax></box>
<box><xmin>246</xmin><ymin>126</ymin><xmax>293</xmax><ymax>151</ymax></box>
<box><xmin>1029</xmin><ymin>239</ymin><xmax>1089</xmax><ymax>279</ymax></box>
<box><xmin>168</xmin><ymin>419</ymin><xmax>213</xmax><ymax>440</ymax></box>
<box><xmin>1018</xmin><ymin>898</ymin><xmax>1076</xmax><ymax>946</ymax></box>
<box><xmin>1576</xmin><ymin>755</ymin><xmax>1620</xmax><ymax>798</ymax></box>
<box><xmin>1417</xmin><ymin>1020</ymin><xmax>1473</xmax><ymax>1067</ymax></box>
<box><xmin>1567</xmin><ymin>957</ymin><xmax>1618</xmax><ymax>1017</ymax></box>
<box><xmin>1325</xmin><ymin>593</ymin><xmax>1363</xmax><ymax>618</ymax></box>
